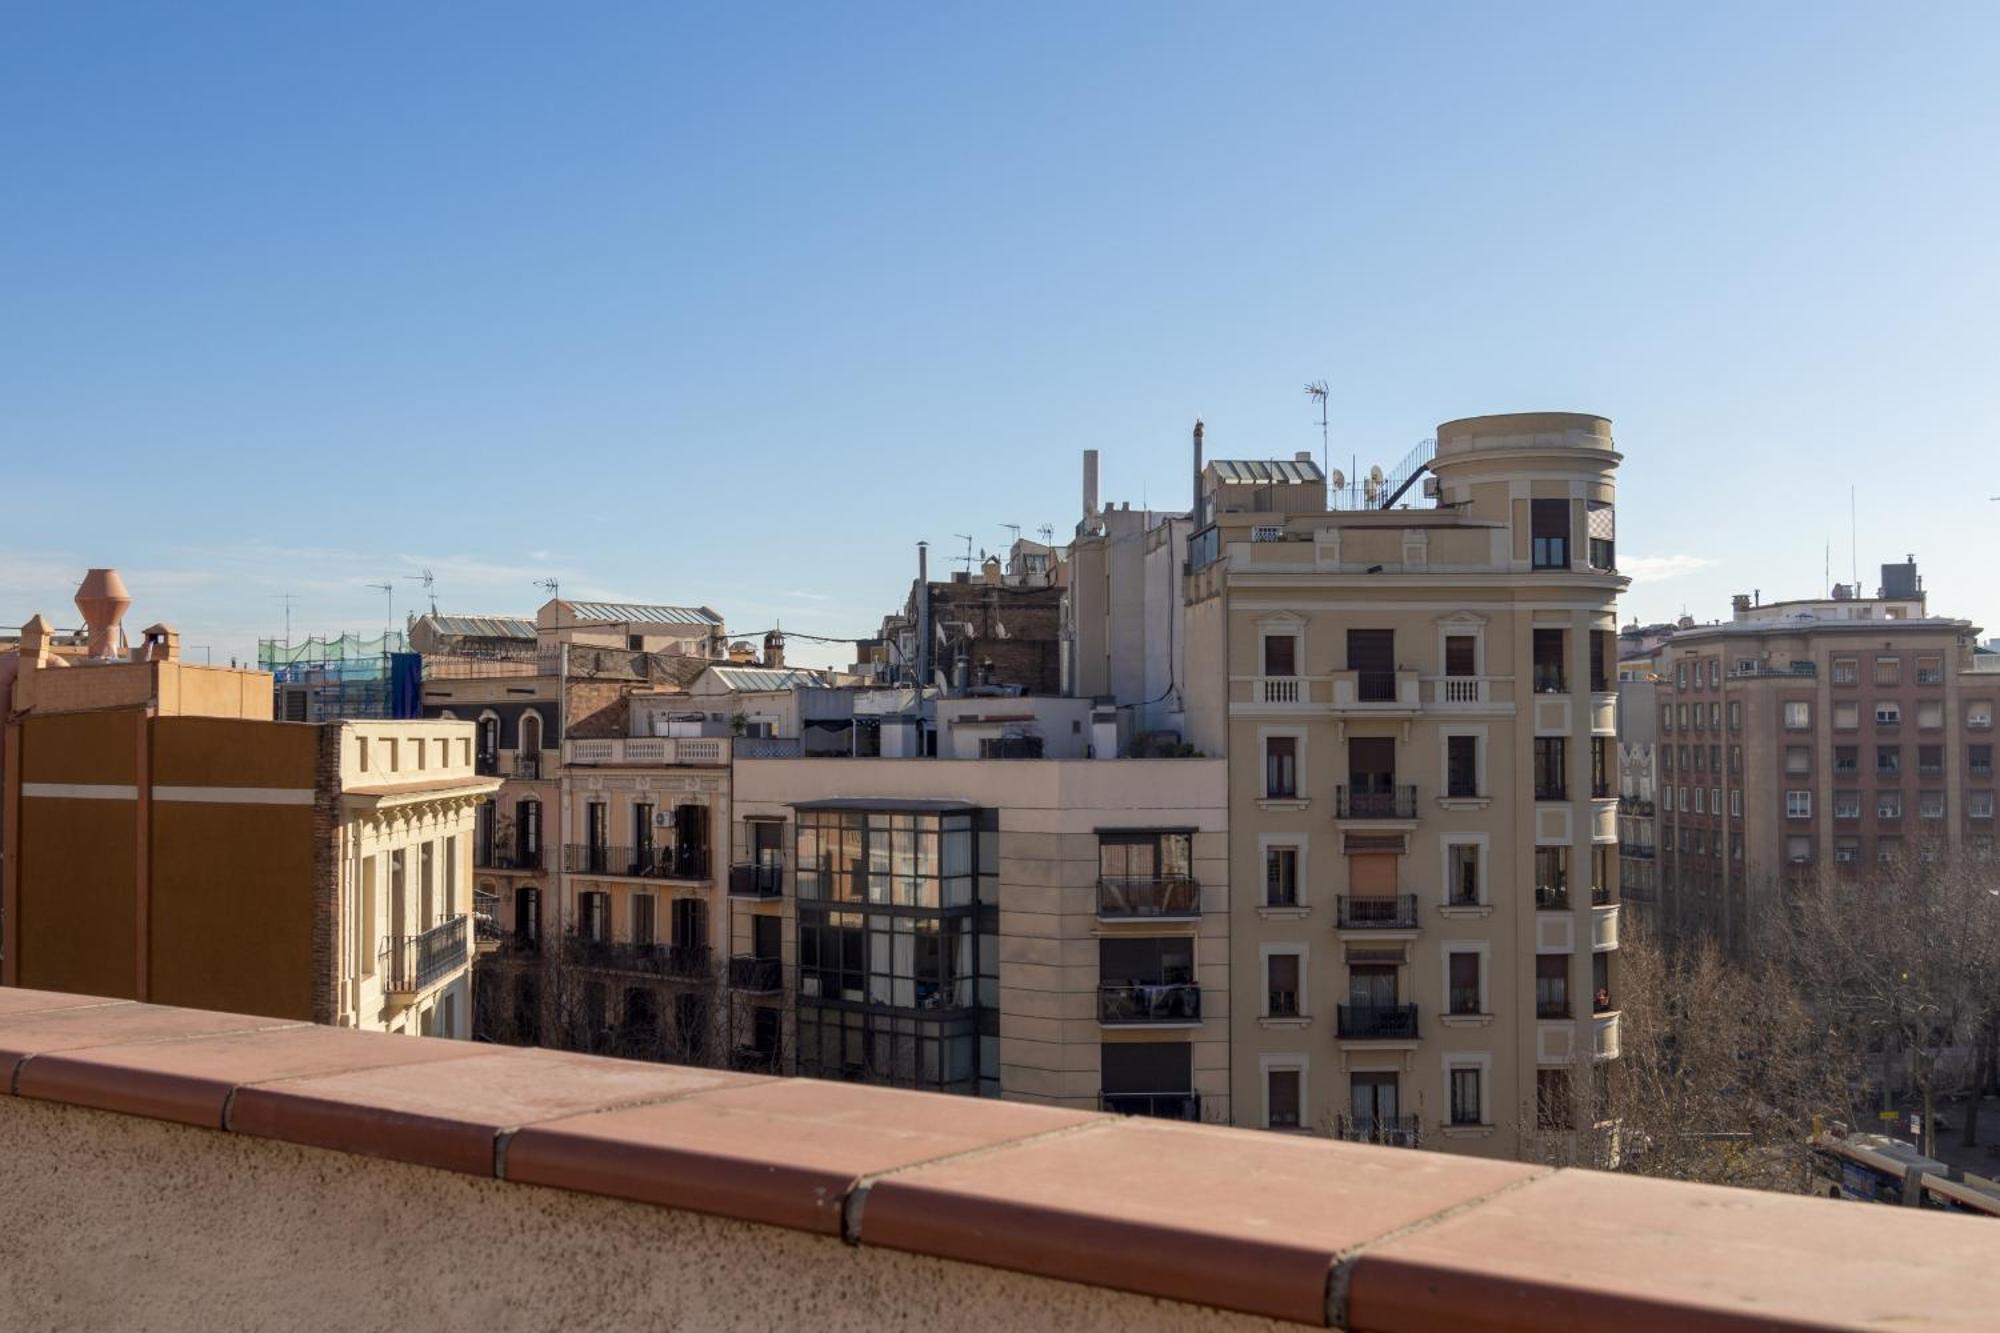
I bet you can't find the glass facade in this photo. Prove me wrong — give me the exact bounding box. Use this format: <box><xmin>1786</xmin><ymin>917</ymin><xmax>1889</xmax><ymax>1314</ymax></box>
<box><xmin>793</xmin><ymin>805</ymin><xmax>999</xmax><ymax>1095</ymax></box>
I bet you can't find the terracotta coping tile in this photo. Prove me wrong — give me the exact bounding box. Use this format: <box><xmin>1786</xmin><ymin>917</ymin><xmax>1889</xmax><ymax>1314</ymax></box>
<box><xmin>0</xmin><ymin>987</ymin><xmax>131</xmax><ymax>1017</ymax></box>
<box><xmin>858</xmin><ymin>1117</ymin><xmax>1546</xmax><ymax>1326</ymax></box>
<box><xmin>1343</xmin><ymin>1167</ymin><xmax>2000</xmax><ymax>1333</ymax></box>
<box><xmin>0</xmin><ymin>1002</ymin><xmax>297</xmax><ymax>1089</ymax></box>
<box><xmin>506</xmin><ymin>1078</ymin><xmax>1094</xmax><ymax>1236</ymax></box>
<box><xmin>228</xmin><ymin>1046</ymin><xmax>756</xmax><ymax>1176</ymax></box>
<box><xmin>15</xmin><ymin>1025</ymin><xmax>491</xmax><ymax>1128</ymax></box>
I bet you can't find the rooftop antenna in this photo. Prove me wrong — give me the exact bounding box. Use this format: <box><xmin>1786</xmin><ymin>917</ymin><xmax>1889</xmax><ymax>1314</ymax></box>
<box><xmin>1305</xmin><ymin>381</ymin><xmax>1330</xmax><ymax>502</ymax></box>
<box><xmin>1037</xmin><ymin>523</ymin><xmax>1054</xmax><ymax>544</ymax></box>
<box><xmin>403</xmin><ymin>568</ymin><xmax>437</xmax><ymax>618</ymax></box>
<box><xmin>1001</xmin><ymin>523</ymin><xmax>1021</xmax><ymax>550</ymax></box>
<box><xmin>1849</xmin><ymin>485</ymin><xmax>1857</xmax><ymax>592</ymax></box>
<box><xmin>953</xmin><ymin>534</ymin><xmax>974</xmax><ymax>574</ymax></box>
<box><xmin>535</xmin><ymin>577</ymin><xmax>560</xmax><ymax>602</ymax></box>
<box><xmin>365</xmin><ymin>581</ymin><xmax>394</xmax><ymax>640</ymax></box>
<box><xmin>271</xmin><ymin>591</ymin><xmax>298</xmax><ymax>648</ymax></box>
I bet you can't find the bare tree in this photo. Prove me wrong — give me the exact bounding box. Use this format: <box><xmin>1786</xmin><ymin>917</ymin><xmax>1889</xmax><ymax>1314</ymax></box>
<box><xmin>1762</xmin><ymin>846</ymin><xmax>2000</xmax><ymax>1159</ymax></box>
<box><xmin>1519</xmin><ymin>920</ymin><xmax>1854</xmax><ymax>1192</ymax></box>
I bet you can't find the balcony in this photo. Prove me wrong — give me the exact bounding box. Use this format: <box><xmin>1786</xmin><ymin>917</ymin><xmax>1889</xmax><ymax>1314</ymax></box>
<box><xmin>1336</xmin><ymin>894</ymin><xmax>1419</xmax><ymax>930</ymax></box>
<box><xmin>1336</xmin><ymin>785</ymin><xmax>1418</xmax><ymax>821</ymax></box>
<box><xmin>382</xmin><ymin>915</ymin><xmax>469</xmax><ymax>997</ymax></box>
<box><xmin>1728</xmin><ymin>662</ymin><xmax>1818</xmax><ymax>680</ymax></box>
<box><xmin>1535</xmin><ymin>885</ymin><xmax>1571</xmax><ymax>911</ymax></box>
<box><xmin>1336</xmin><ymin>1114</ymin><xmax>1421</xmax><ymax>1148</ymax></box>
<box><xmin>566</xmin><ymin>844</ymin><xmax>712</xmax><ymax>881</ymax></box>
<box><xmin>1337</xmin><ymin>1003</ymin><xmax>1419</xmax><ymax>1040</ymax></box>
<box><xmin>733</xmin><ymin>736</ymin><xmax>804</xmax><ymax>759</ymax></box>
<box><xmin>475</xmin><ymin>844</ymin><xmax>543</xmax><ymax>872</ymax></box>
<box><xmin>565</xmin><ymin>938</ymin><xmax>714</xmax><ymax>980</ymax></box>
<box><xmin>475</xmin><ymin>750</ymin><xmax>500</xmax><ymax>777</ymax></box>
<box><xmin>1428</xmin><ymin>675</ymin><xmax>1493</xmax><ymax>706</ymax></box>
<box><xmin>1098</xmin><ymin>982</ymin><xmax>1201</xmax><ymax>1026</ymax></box>
<box><xmin>1095</xmin><ymin>875</ymin><xmax>1201</xmax><ymax>921</ymax></box>
<box><xmin>728</xmin><ymin>862</ymin><xmax>785</xmax><ymax>898</ymax></box>
<box><xmin>727</xmin><ymin>955</ymin><xmax>783</xmax><ymax>992</ymax></box>
<box><xmin>1099</xmin><ymin>1091</ymin><xmax>1202</xmax><ymax>1121</ymax></box>
<box><xmin>1330</xmin><ymin>669</ymin><xmax>1419</xmax><ymax>714</ymax></box>
<box><xmin>563</xmin><ymin>736</ymin><xmax>728</xmax><ymax>767</ymax></box>
<box><xmin>511</xmin><ymin>751</ymin><xmax>544</xmax><ymax>779</ymax></box>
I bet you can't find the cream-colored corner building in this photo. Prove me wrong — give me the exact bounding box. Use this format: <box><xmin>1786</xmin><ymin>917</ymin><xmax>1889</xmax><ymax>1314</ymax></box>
<box><xmin>729</xmin><ymin>756</ymin><xmax>1230</xmax><ymax>1121</ymax></box>
<box><xmin>1176</xmin><ymin>413</ymin><xmax>1627</xmax><ymax>1155</ymax></box>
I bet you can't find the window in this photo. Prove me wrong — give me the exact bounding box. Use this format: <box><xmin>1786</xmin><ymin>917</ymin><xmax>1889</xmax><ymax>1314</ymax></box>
<box><xmin>1266</xmin><ymin>953</ymin><xmax>1301</xmax><ymax>1018</ymax></box>
<box><xmin>1916</xmin><ymin>656</ymin><xmax>1943</xmax><ymax>685</ymax></box>
<box><xmin>1729</xmin><ymin>789</ymin><xmax>1742</xmax><ymax>817</ymax></box>
<box><xmin>1536</xmin><ymin>954</ymin><xmax>1570</xmax><ymax>1018</ymax></box>
<box><xmin>1874</xmin><ymin>655</ymin><xmax>1903</xmax><ymax>686</ymax></box>
<box><xmin>1878</xmin><ymin>791</ymin><xmax>1903</xmax><ymax>819</ymax></box>
<box><xmin>1835</xmin><ymin>837</ymin><xmax>1860</xmax><ymax>864</ymax></box>
<box><xmin>1448</xmin><ymin>951</ymin><xmax>1482</xmax><ymax>1015</ymax></box>
<box><xmin>1592</xmin><ymin>737</ymin><xmax>1610</xmax><ymax>798</ymax></box>
<box><xmin>1676</xmin><ymin>663</ymin><xmax>1688</xmax><ymax>690</ymax></box>
<box><xmin>1267</xmin><ymin>1068</ymin><xmax>1302</xmax><ymax>1129</ymax></box>
<box><xmin>1786</xmin><ymin>745</ymin><xmax>1811</xmax><ymax>775</ymax></box>
<box><xmin>1447</xmin><ymin>735</ymin><xmax>1479</xmax><ymax>798</ymax></box>
<box><xmin>1710</xmin><ymin>702</ymin><xmax>1721</xmax><ymax>731</ymax></box>
<box><xmin>1586</xmin><ymin>500</ymin><xmax>1615</xmax><ymax>571</ymax></box>
<box><xmin>1918</xmin><ymin>745</ymin><xmax>1944</xmax><ymax>777</ymax></box>
<box><xmin>1677</xmin><ymin>704</ymin><xmax>1689</xmax><ymax>730</ymax></box>
<box><xmin>1347</xmin><ymin>629</ymin><xmax>1396</xmax><ymax>701</ymax></box>
<box><xmin>1711</xmin><ymin>786</ymin><xmax>1721</xmax><ymax>815</ymax></box>
<box><xmin>1877</xmin><ymin>745</ymin><xmax>1901</xmax><ymax>775</ymax></box>
<box><xmin>1694</xmin><ymin>787</ymin><xmax>1706</xmax><ymax>814</ymax></box>
<box><xmin>1834</xmin><ymin>791</ymin><xmax>1861</xmax><ymax>820</ymax></box>
<box><xmin>1590</xmin><ymin>631</ymin><xmax>1611</xmax><ymax>693</ymax></box>
<box><xmin>1729</xmin><ymin>745</ymin><xmax>1743</xmax><ymax>775</ymax></box>
<box><xmin>1972</xmin><ymin>745</ymin><xmax>1994</xmax><ymax>777</ymax></box>
<box><xmin>1834</xmin><ymin>745</ymin><xmax>1858</xmax><ymax>776</ymax></box>
<box><xmin>1534</xmin><ymin>738</ymin><xmax>1567</xmax><ymax>801</ymax></box>
<box><xmin>1918</xmin><ymin>701</ymin><xmax>1943</xmax><ymax>730</ymax></box>
<box><xmin>1879</xmin><ymin>837</ymin><xmax>1903</xmax><ymax>863</ymax></box>
<box><xmin>1787</xmin><ymin>835</ymin><xmax>1812</xmax><ymax>865</ymax></box>
<box><xmin>1876</xmin><ymin>702</ymin><xmax>1901</xmax><ymax>727</ymax></box>
<box><xmin>1448</xmin><ymin>1065</ymin><xmax>1484</xmax><ymax>1126</ymax></box>
<box><xmin>1530</xmin><ymin>498</ymin><xmax>1570</xmax><ymax>569</ymax></box>
<box><xmin>1834</xmin><ymin>702</ymin><xmax>1859</xmax><ymax>731</ymax></box>
<box><xmin>1919</xmin><ymin>791</ymin><xmax>1945</xmax><ymax>821</ymax></box>
<box><xmin>1263</xmin><ymin>633</ymin><xmax>1297</xmax><ymax>678</ymax></box>
<box><xmin>1786</xmin><ymin>790</ymin><xmax>1812</xmax><ymax>819</ymax></box>
<box><xmin>1448</xmin><ymin>843</ymin><xmax>1481</xmax><ymax>906</ymax></box>
<box><xmin>1709</xmin><ymin>659</ymin><xmax>1721</xmax><ymax>689</ymax></box>
<box><xmin>1444</xmin><ymin>634</ymin><xmax>1477</xmax><ymax>678</ymax></box>
<box><xmin>1832</xmin><ymin>658</ymin><xmax>1858</xmax><ymax>685</ymax></box>
<box><xmin>1536</xmin><ymin>1069</ymin><xmax>1573</xmax><ymax>1131</ymax></box>
<box><xmin>1661</xmin><ymin>747</ymin><xmax>1674</xmax><ymax>774</ymax></box>
<box><xmin>1728</xmin><ymin>701</ymin><xmax>1741</xmax><ymax>732</ymax></box>
<box><xmin>1784</xmin><ymin>701</ymin><xmax>1810</xmax><ymax>730</ymax></box>
<box><xmin>1265</xmin><ymin>846</ymin><xmax>1299</xmax><ymax>907</ymax></box>
<box><xmin>1264</xmin><ymin>737</ymin><xmax>1298</xmax><ymax>799</ymax></box>
<box><xmin>1971</xmin><ymin>702</ymin><xmax>1994</xmax><ymax>730</ymax></box>
<box><xmin>1533</xmin><ymin>629</ymin><xmax>1568</xmax><ymax>693</ymax></box>
<box><xmin>1535</xmin><ymin>847</ymin><xmax>1569</xmax><ymax>908</ymax></box>
<box><xmin>1972</xmin><ymin>792</ymin><xmax>1995</xmax><ymax>821</ymax></box>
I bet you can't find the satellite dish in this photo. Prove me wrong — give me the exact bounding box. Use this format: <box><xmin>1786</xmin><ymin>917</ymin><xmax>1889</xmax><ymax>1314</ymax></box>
<box><xmin>1329</xmin><ymin>469</ymin><xmax>1346</xmax><ymax>490</ymax></box>
<box><xmin>1368</xmin><ymin>465</ymin><xmax>1385</xmax><ymax>486</ymax></box>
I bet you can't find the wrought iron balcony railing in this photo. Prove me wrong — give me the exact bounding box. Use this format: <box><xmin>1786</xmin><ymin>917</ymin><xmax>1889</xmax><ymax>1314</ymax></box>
<box><xmin>1336</xmin><ymin>894</ymin><xmax>1419</xmax><ymax>929</ymax></box>
<box><xmin>1336</xmin><ymin>785</ymin><xmax>1418</xmax><ymax>820</ymax></box>
<box><xmin>727</xmin><ymin>955</ymin><xmax>783</xmax><ymax>992</ymax></box>
<box><xmin>1336</xmin><ymin>1002</ymin><xmax>1419</xmax><ymax>1040</ymax></box>
<box><xmin>1336</xmin><ymin>1113</ymin><xmax>1421</xmax><ymax>1147</ymax></box>
<box><xmin>565</xmin><ymin>844</ymin><xmax>712</xmax><ymax>881</ymax></box>
<box><xmin>728</xmin><ymin>862</ymin><xmax>785</xmax><ymax>898</ymax></box>
<box><xmin>1100</xmin><ymin>1091</ymin><xmax>1202</xmax><ymax>1121</ymax></box>
<box><xmin>383</xmin><ymin>915</ymin><xmax>469</xmax><ymax>996</ymax></box>
<box><xmin>1098</xmin><ymin>982</ymin><xmax>1201</xmax><ymax>1025</ymax></box>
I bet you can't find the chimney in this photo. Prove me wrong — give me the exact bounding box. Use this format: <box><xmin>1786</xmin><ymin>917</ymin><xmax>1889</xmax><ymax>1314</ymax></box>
<box><xmin>762</xmin><ymin>629</ymin><xmax>785</xmax><ymax>669</ymax></box>
<box><xmin>74</xmin><ymin>568</ymin><xmax>131</xmax><ymax>660</ymax></box>
<box><xmin>1192</xmin><ymin>419</ymin><xmax>1205</xmax><ymax>527</ymax></box>
<box><xmin>1295</xmin><ymin>450</ymin><xmax>1312</xmax><ymax>463</ymax></box>
<box><xmin>1083</xmin><ymin>449</ymin><xmax>1100</xmax><ymax>520</ymax></box>
<box><xmin>1731</xmin><ymin>593</ymin><xmax>1752</xmax><ymax>619</ymax></box>
<box><xmin>915</xmin><ymin>541</ymin><xmax>932</xmax><ymax>688</ymax></box>
<box><xmin>139</xmin><ymin>623</ymin><xmax>180</xmax><ymax>663</ymax></box>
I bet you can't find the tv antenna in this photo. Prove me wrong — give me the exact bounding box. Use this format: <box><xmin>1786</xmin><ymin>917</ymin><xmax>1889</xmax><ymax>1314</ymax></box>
<box><xmin>953</xmin><ymin>534</ymin><xmax>975</xmax><ymax>574</ymax></box>
<box><xmin>271</xmin><ymin>591</ymin><xmax>298</xmax><ymax>648</ymax></box>
<box><xmin>1037</xmin><ymin>523</ymin><xmax>1054</xmax><ymax>544</ymax></box>
<box><xmin>365</xmin><ymin>582</ymin><xmax>394</xmax><ymax>639</ymax></box>
<box><xmin>535</xmin><ymin>577</ymin><xmax>560</xmax><ymax>602</ymax></box>
<box><xmin>403</xmin><ymin>568</ymin><xmax>437</xmax><ymax>617</ymax></box>
<box><xmin>1305</xmin><ymin>380</ymin><xmax>1330</xmax><ymax>492</ymax></box>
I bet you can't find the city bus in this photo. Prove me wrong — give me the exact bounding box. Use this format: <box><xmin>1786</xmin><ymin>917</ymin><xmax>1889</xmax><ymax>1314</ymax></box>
<box><xmin>1810</xmin><ymin>1132</ymin><xmax>2000</xmax><ymax>1217</ymax></box>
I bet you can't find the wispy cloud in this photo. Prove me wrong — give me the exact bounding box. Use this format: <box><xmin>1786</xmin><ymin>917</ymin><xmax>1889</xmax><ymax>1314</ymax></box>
<box><xmin>1622</xmin><ymin>554</ymin><xmax>1715</xmax><ymax>584</ymax></box>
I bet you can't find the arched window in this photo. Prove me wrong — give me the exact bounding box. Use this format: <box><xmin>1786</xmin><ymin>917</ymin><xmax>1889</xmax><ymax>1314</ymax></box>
<box><xmin>520</xmin><ymin>711</ymin><xmax>542</xmax><ymax>755</ymax></box>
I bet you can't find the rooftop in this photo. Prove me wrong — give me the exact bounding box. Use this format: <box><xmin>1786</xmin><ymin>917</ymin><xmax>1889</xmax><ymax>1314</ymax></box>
<box><xmin>704</xmin><ymin>665</ymin><xmax>831</xmax><ymax>692</ymax></box>
<box><xmin>3</xmin><ymin>987</ymin><xmax>1995</xmax><ymax>1331</ymax></box>
<box><xmin>560</xmin><ymin>600</ymin><xmax>723</xmax><ymax>627</ymax></box>
<box><xmin>417</xmin><ymin>613</ymin><xmax>536</xmax><ymax>640</ymax></box>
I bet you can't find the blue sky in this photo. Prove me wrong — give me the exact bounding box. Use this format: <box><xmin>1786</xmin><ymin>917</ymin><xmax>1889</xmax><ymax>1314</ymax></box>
<box><xmin>5</xmin><ymin>3</ymin><xmax>1997</xmax><ymax>668</ymax></box>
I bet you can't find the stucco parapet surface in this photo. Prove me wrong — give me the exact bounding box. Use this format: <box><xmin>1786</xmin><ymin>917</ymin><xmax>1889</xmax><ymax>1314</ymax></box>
<box><xmin>2</xmin><ymin>986</ymin><xmax>1996</xmax><ymax>1330</ymax></box>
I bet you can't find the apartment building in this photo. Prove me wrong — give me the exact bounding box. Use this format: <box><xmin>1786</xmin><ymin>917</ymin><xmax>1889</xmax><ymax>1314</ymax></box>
<box><xmin>1614</xmin><ymin>675</ymin><xmax>1662</xmax><ymax>934</ymax></box>
<box><xmin>1175</xmin><ymin>413</ymin><xmax>1626</xmax><ymax>1155</ymax></box>
<box><xmin>1</xmin><ymin>571</ymin><xmax>494</xmax><ymax>1035</ymax></box>
<box><xmin>1652</xmin><ymin>565</ymin><xmax>1996</xmax><ymax>949</ymax></box>
<box><xmin>727</xmin><ymin>755</ymin><xmax>1230</xmax><ymax>1118</ymax></box>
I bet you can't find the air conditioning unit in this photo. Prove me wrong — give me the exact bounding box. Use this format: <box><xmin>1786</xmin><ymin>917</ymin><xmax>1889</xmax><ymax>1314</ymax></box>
<box><xmin>654</xmin><ymin>811</ymin><xmax>674</xmax><ymax>827</ymax></box>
